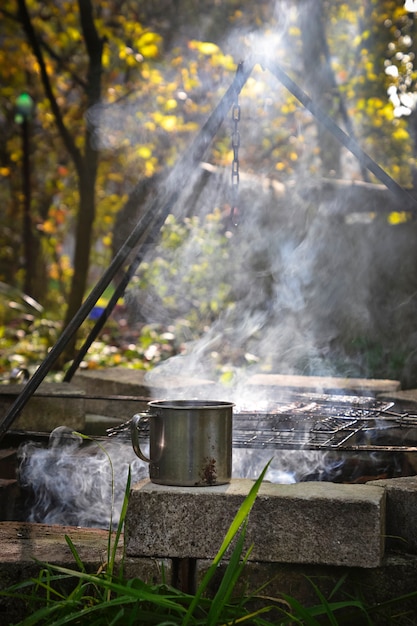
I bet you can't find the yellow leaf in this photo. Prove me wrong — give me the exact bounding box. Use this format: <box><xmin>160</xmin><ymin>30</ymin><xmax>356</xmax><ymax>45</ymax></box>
<box><xmin>153</xmin><ymin>112</ymin><xmax>178</xmax><ymax>131</ymax></box>
<box><xmin>392</xmin><ymin>126</ymin><xmax>409</xmax><ymax>142</ymax></box>
<box><xmin>42</xmin><ymin>219</ymin><xmax>55</xmax><ymax>234</ymax></box>
<box><xmin>67</xmin><ymin>27</ymin><xmax>80</xmax><ymax>41</ymax></box>
<box><xmin>189</xmin><ymin>40</ymin><xmax>220</xmax><ymax>55</ymax></box>
<box><xmin>137</xmin><ymin>145</ymin><xmax>152</xmax><ymax>159</ymax></box>
<box><xmin>159</xmin><ymin>115</ymin><xmax>178</xmax><ymax>131</ymax></box>
<box><xmin>220</xmin><ymin>370</ymin><xmax>234</xmax><ymax>385</ymax></box>
<box><xmin>126</xmin><ymin>55</ymin><xmax>137</xmax><ymax>67</ymax></box>
<box><xmin>145</xmin><ymin>158</ymin><xmax>157</xmax><ymax>176</ymax></box>
<box><xmin>137</xmin><ymin>32</ymin><xmax>161</xmax><ymax>46</ymax></box>
<box><xmin>49</xmin><ymin>263</ymin><xmax>59</xmax><ymax>280</ymax></box>
<box><xmin>102</xmin><ymin>48</ymin><xmax>110</xmax><ymax>68</ymax></box>
<box><xmin>388</xmin><ymin>211</ymin><xmax>410</xmax><ymax>225</ymax></box>
<box><xmin>140</xmin><ymin>44</ymin><xmax>159</xmax><ymax>59</ymax></box>
<box><xmin>107</xmin><ymin>172</ymin><xmax>124</xmax><ymax>182</ymax></box>
<box><xmin>165</xmin><ymin>98</ymin><xmax>178</xmax><ymax>111</ymax></box>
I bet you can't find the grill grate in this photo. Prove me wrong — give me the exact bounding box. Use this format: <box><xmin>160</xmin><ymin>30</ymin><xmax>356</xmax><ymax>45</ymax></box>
<box><xmin>233</xmin><ymin>416</ymin><xmax>364</xmax><ymax>449</ymax></box>
<box><xmin>232</xmin><ymin>395</ymin><xmax>406</xmax><ymax>450</ymax></box>
<box><xmin>106</xmin><ymin>393</ymin><xmax>417</xmax><ymax>452</ymax></box>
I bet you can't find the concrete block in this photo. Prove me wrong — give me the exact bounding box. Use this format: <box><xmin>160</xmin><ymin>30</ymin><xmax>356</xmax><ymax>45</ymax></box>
<box><xmin>369</xmin><ymin>475</ymin><xmax>417</xmax><ymax>554</ymax></box>
<box><xmin>0</xmin><ymin>383</ymin><xmax>85</xmax><ymax>432</ymax></box>
<box><xmin>125</xmin><ymin>478</ymin><xmax>386</xmax><ymax>568</ymax></box>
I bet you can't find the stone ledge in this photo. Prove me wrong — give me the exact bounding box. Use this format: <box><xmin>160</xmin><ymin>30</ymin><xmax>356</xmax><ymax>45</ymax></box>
<box><xmin>246</xmin><ymin>374</ymin><xmax>401</xmax><ymax>395</ymax></box>
<box><xmin>125</xmin><ymin>478</ymin><xmax>386</xmax><ymax>568</ymax></box>
<box><xmin>0</xmin><ymin>521</ymin><xmax>123</xmax><ymax>566</ymax></box>
<box><xmin>0</xmin><ymin>383</ymin><xmax>85</xmax><ymax>432</ymax></box>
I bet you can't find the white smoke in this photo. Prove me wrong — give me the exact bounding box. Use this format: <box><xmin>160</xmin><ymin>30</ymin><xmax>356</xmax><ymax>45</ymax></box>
<box><xmin>233</xmin><ymin>447</ymin><xmax>344</xmax><ymax>484</ymax></box>
<box><xmin>17</xmin><ymin>427</ymin><xmax>148</xmax><ymax>529</ymax></box>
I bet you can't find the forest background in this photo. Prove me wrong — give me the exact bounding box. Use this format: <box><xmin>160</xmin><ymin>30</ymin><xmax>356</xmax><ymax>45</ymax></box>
<box><xmin>2</xmin><ymin>0</ymin><xmax>417</xmax><ymax>389</ymax></box>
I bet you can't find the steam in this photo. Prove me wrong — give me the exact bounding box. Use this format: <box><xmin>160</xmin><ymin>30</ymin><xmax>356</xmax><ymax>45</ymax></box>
<box><xmin>18</xmin><ymin>427</ymin><xmax>148</xmax><ymax>529</ymax></box>
<box><xmin>233</xmin><ymin>447</ymin><xmax>344</xmax><ymax>484</ymax></box>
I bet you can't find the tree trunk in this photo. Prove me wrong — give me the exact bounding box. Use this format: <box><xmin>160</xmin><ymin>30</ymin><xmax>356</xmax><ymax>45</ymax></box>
<box><xmin>298</xmin><ymin>0</ymin><xmax>342</xmax><ymax>177</ymax></box>
<box><xmin>60</xmin><ymin>0</ymin><xmax>103</xmax><ymax>365</ymax></box>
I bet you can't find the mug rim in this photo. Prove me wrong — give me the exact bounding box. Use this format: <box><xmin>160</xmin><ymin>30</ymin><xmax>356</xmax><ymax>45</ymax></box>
<box><xmin>148</xmin><ymin>399</ymin><xmax>234</xmax><ymax>409</ymax></box>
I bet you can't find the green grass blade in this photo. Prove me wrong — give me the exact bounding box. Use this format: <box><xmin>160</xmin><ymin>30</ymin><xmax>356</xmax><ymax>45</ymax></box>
<box><xmin>183</xmin><ymin>460</ymin><xmax>271</xmax><ymax>626</ymax></box>
<box><xmin>0</xmin><ymin>571</ymin><xmax>73</xmax><ymax>602</ymax></box>
<box><xmin>212</xmin><ymin>461</ymin><xmax>271</xmax><ymax>568</ymax></box>
<box><xmin>64</xmin><ymin>535</ymin><xmax>86</xmax><ymax>573</ymax></box>
<box><xmin>31</xmin><ymin>596</ymin><xmax>140</xmax><ymax>626</ymax></box>
<box><xmin>279</xmin><ymin>594</ymin><xmax>323</xmax><ymax>625</ymax></box>
<box><xmin>207</xmin><ymin>524</ymin><xmax>253</xmax><ymax>625</ymax></box>
<box><xmin>327</xmin><ymin>573</ymin><xmax>348</xmax><ymax>600</ymax></box>
<box><xmin>24</xmin><ymin>563</ymin><xmax>189</xmax><ymax>614</ymax></box>
<box><xmin>300</xmin><ymin>577</ymin><xmax>371</xmax><ymax>624</ymax></box>
<box><xmin>109</xmin><ymin>464</ymin><xmax>131</xmax><ymax>580</ymax></box>
<box><xmin>304</xmin><ymin>579</ymin><xmax>339</xmax><ymax>626</ymax></box>
<box><xmin>365</xmin><ymin>588</ymin><xmax>417</xmax><ymax>614</ymax></box>
<box><xmin>12</xmin><ymin>600</ymin><xmax>78</xmax><ymax>626</ymax></box>
<box><xmin>227</xmin><ymin>605</ymin><xmax>278</xmax><ymax>624</ymax></box>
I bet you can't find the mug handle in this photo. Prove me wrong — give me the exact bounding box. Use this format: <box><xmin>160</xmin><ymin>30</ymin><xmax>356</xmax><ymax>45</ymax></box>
<box><xmin>131</xmin><ymin>413</ymin><xmax>151</xmax><ymax>463</ymax></box>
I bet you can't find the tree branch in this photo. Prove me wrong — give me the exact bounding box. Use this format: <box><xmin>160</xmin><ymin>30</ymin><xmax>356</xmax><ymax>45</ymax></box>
<box><xmin>39</xmin><ymin>38</ymin><xmax>87</xmax><ymax>90</ymax></box>
<box><xmin>77</xmin><ymin>0</ymin><xmax>104</xmax><ymax>107</ymax></box>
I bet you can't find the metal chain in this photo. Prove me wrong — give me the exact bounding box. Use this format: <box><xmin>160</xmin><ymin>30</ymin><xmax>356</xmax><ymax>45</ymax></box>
<box><xmin>230</xmin><ymin>99</ymin><xmax>241</xmax><ymax>226</ymax></box>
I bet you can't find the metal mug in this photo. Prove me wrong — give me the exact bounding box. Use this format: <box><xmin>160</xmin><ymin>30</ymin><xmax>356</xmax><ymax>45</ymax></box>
<box><xmin>131</xmin><ymin>399</ymin><xmax>234</xmax><ymax>486</ymax></box>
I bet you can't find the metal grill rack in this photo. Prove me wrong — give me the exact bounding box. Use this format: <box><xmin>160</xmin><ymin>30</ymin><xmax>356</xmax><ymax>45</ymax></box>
<box><xmin>106</xmin><ymin>393</ymin><xmax>417</xmax><ymax>453</ymax></box>
<box><xmin>231</xmin><ymin>395</ymin><xmax>417</xmax><ymax>451</ymax></box>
